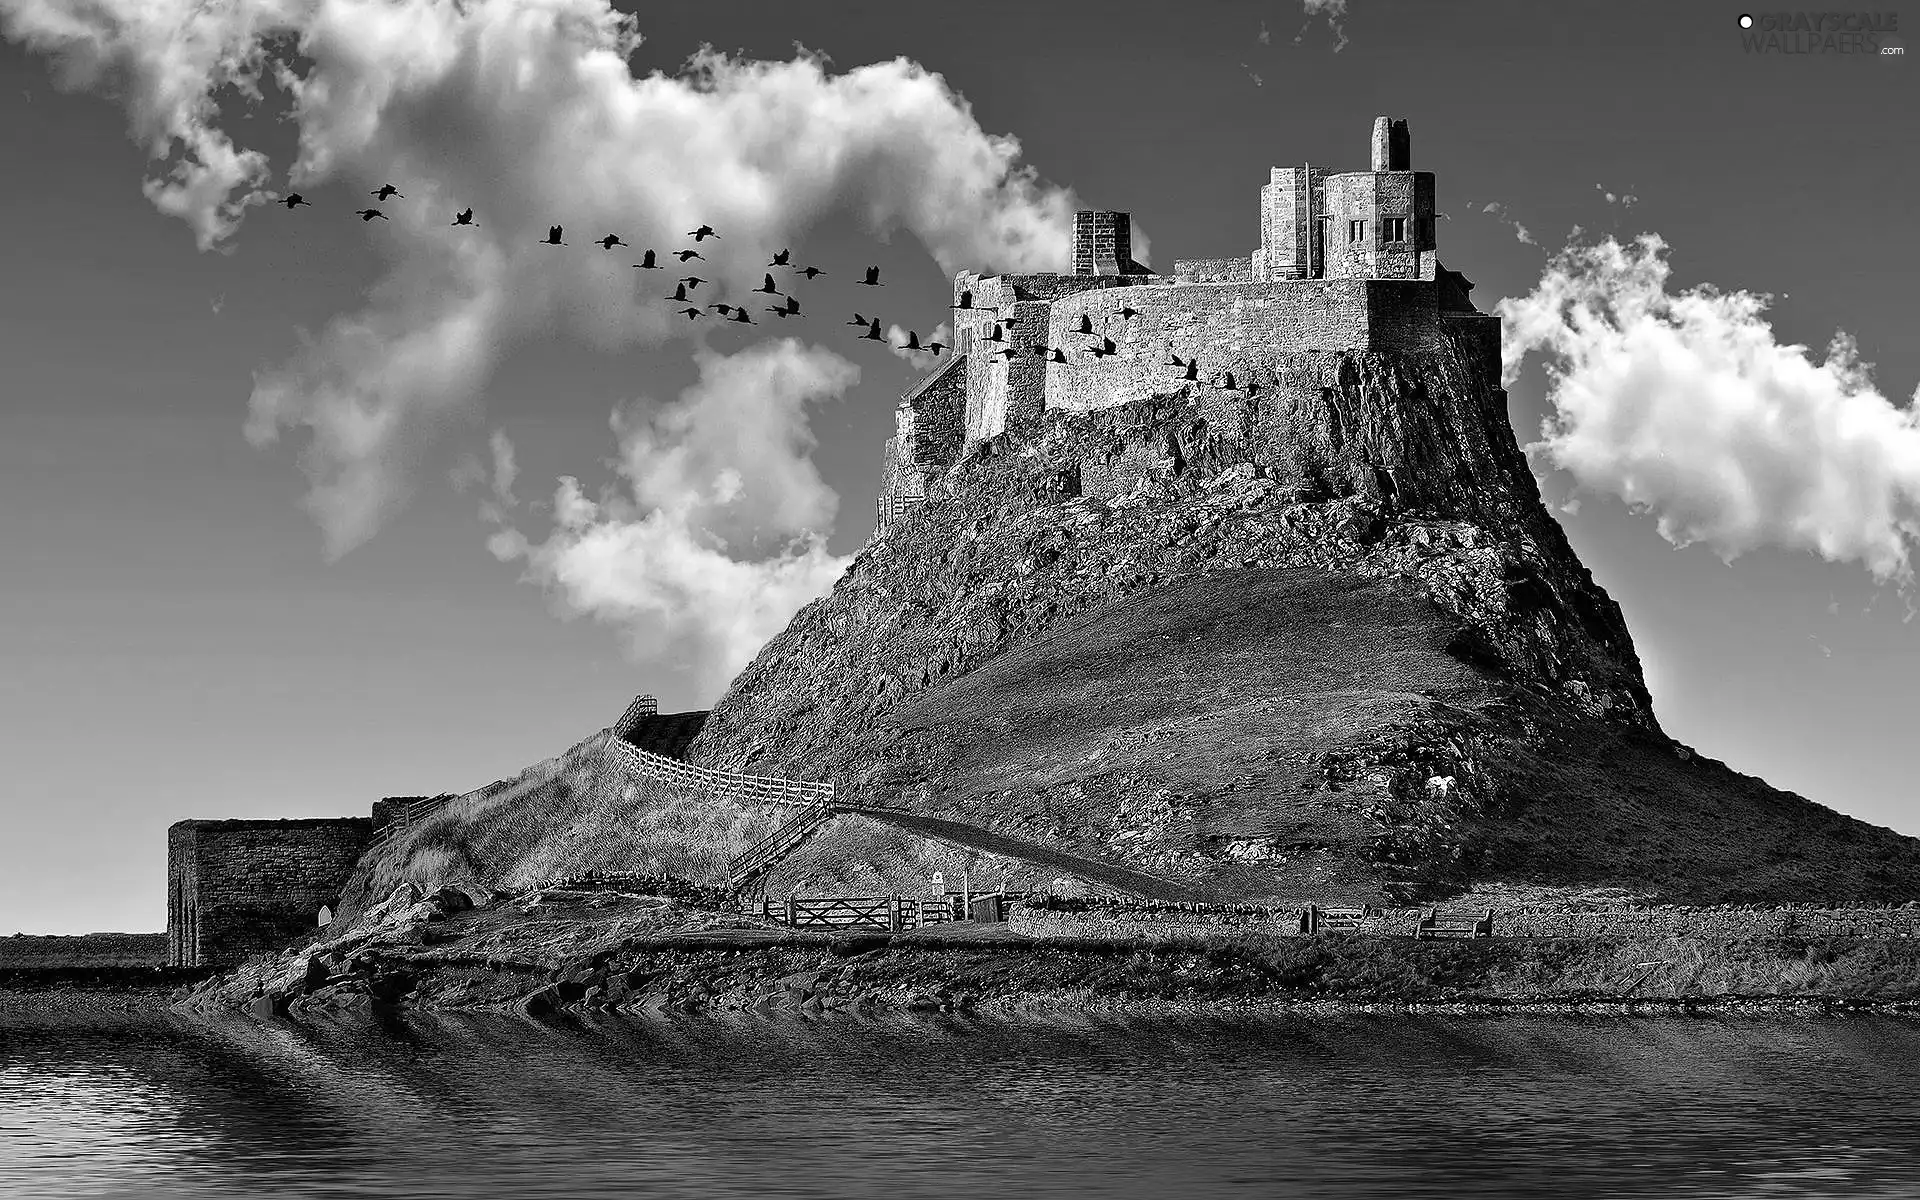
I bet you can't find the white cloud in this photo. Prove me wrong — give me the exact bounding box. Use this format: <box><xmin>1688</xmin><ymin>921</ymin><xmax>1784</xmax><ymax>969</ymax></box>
<box><xmin>1499</xmin><ymin>233</ymin><xmax>1920</xmax><ymax>586</ymax></box>
<box><xmin>0</xmin><ymin>0</ymin><xmax>1080</xmax><ymax>557</ymax></box>
<box><xmin>485</xmin><ymin>339</ymin><xmax>860</xmax><ymax>696</ymax></box>
<box><xmin>1480</xmin><ymin>201</ymin><xmax>1538</xmax><ymax>246</ymax></box>
<box><xmin>1296</xmin><ymin>0</ymin><xmax>1350</xmax><ymax>51</ymax></box>
<box><xmin>1596</xmin><ymin>183</ymin><xmax>1640</xmax><ymax>207</ymax></box>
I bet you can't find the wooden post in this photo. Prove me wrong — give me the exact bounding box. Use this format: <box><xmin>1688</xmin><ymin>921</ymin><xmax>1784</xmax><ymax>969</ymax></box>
<box><xmin>889</xmin><ymin>895</ymin><xmax>902</xmax><ymax>933</ymax></box>
<box><xmin>785</xmin><ymin>894</ymin><xmax>797</xmax><ymax>927</ymax></box>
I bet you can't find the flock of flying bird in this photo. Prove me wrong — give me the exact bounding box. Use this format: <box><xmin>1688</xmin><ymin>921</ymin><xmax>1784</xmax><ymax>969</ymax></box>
<box><xmin>280</xmin><ymin>184</ymin><xmax>1267</xmax><ymax>391</ymax></box>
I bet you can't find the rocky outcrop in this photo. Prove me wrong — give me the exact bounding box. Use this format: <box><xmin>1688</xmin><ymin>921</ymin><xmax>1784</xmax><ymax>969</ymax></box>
<box><xmin>685</xmin><ymin>334</ymin><xmax>1920</xmax><ymax>904</ymax></box>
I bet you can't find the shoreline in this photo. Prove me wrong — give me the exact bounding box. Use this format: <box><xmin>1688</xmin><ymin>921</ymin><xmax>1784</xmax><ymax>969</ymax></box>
<box><xmin>165</xmin><ymin>925</ymin><xmax>1920</xmax><ymax>1023</ymax></box>
<box><xmin>40</xmin><ymin>887</ymin><xmax>1920</xmax><ymax>1025</ymax></box>
<box><xmin>10</xmin><ymin>978</ymin><xmax>1920</xmax><ymax>1023</ymax></box>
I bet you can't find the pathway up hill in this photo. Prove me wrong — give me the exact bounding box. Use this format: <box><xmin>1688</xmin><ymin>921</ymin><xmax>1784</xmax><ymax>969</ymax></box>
<box><xmin>688</xmin><ymin>336</ymin><xmax>1920</xmax><ymax>905</ymax></box>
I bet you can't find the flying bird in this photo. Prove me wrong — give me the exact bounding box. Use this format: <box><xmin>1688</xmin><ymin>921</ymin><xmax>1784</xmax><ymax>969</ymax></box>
<box><xmin>1245</xmin><ymin>381</ymin><xmax>1263</xmax><ymax>396</ymax></box>
<box><xmin>1165</xmin><ymin>353</ymin><xmax>1190</xmax><ymax>368</ymax></box>
<box><xmin>632</xmin><ymin>249</ymin><xmax>659</xmax><ymax>269</ymax></box>
<box><xmin>1045</xmin><ymin>347</ymin><xmax>1068</xmax><ymax>363</ymax></box>
<box><xmin>729</xmin><ymin>308</ymin><xmax>754</xmax><ymax>324</ymax></box>
<box><xmin>675</xmin><ymin>249</ymin><xmax>703</xmax><ymax>262</ymax></box>
<box><xmin>679</xmin><ymin>276</ymin><xmax>705</xmax><ymax>290</ymax></box>
<box><xmin>994</xmin><ymin>346</ymin><xmax>1019</xmax><ymax>361</ymax></box>
<box><xmin>928</xmin><ymin>340</ymin><xmax>947</xmax><ymax>356</ymax></box>
<box><xmin>901</xmin><ymin>331</ymin><xmax>926</xmax><ymax>353</ymax></box>
<box><xmin>688</xmin><ymin>225</ymin><xmax>719</xmax><ymax>241</ymax></box>
<box><xmin>597</xmin><ymin>234</ymin><xmax>628</xmax><ymax>250</ymax></box>
<box><xmin>451</xmin><ymin>208</ymin><xmax>477</xmax><ymax>226</ymax></box>
<box><xmin>768</xmin><ymin>249</ymin><xmax>791</xmax><ymax>267</ymax></box>
<box><xmin>1092</xmin><ymin>337</ymin><xmax>1119</xmax><ymax>358</ymax></box>
<box><xmin>1180</xmin><ymin>360</ymin><xmax>1200</xmax><ymax>381</ymax></box>
<box><xmin>355</xmin><ymin>208</ymin><xmax>387</xmax><ymax>222</ymax></box>
<box><xmin>754</xmin><ymin>273</ymin><xmax>781</xmax><ymax>295</ymax></box>
<box><xmin>543</xmin><ymin>225</ymin><xmax>566</xmax><ymax>245</ymax></box>
<box><xmin>859</xmin><ymin>266</ymin><xmax>883</xmax><ymax>286</ymax></box>
<box><xmin>862</xmin><ymin>319</ymin><xmax>884</xmax><ymax>341</ymax></box>
<box><xmin>1073</xmin><ymin>313</ymin><xmax>1094</xmax><ymax>335</ymax></box>
<box><xmin>371</xmin><ymin>184</ymin><xmax>403</xmax><ymax>201</ymax></box>
<box><xmin>1113</xmin><ymin>304</ymin><xmax>1140</xmax><ymax>321</ymax></box>
<box><xmin>678</xmin><ymin>307</ymin><xmax>705</xmax><ymax>320</ymax></box>
<box><xmin>982</xmin><ymin>323</ymin><xmax>1006</xmax><ymax>343</ymax></box>
<box><xmin>709</xmin><ymin>303</ymin><xmax>736</xmax><ymax>316</ymax></box>
<box><xmin>799</xmin><ymin>266</ymin><xmax>825</xmax><ymax>280</ymax></box>
<box><xmin>769</xmin><ymin>296</ymin><xmax>801</xmax><ymax>318</ymax></box>
<box><xmin>1214</xmin><ymin>371</ymin><xmax>1239</xmax><ymax>390</ymax></box>
<box><xmin>281</xmin><ymin>194</ymin><xmax>310</xmax><ymax>209</ymax></box>
<box><xmin>847</xmin><ymin>313</ymin><xmax>869</xmax><ymax>327</ymax></box>
<box><xmin>668</xmin><ymin>283</ymin><xmax>690</xmax><ymax>302</ymax></box>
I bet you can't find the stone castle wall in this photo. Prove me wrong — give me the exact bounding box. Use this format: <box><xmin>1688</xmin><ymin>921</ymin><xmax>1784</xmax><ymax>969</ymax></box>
<box><xmin>1174</xmin><ymin>258</ymin><xmax>1255</xmax><ymax>284</ymax></box>
<box><xmin>1036</xmin><ymin>279</ymin><xmax>1447</xmax><ymax>420</ymax></box>
<box><xmin>168</xmin><ymin>818</ymin><xmax>372</xmax><ymax>967</ymax></box>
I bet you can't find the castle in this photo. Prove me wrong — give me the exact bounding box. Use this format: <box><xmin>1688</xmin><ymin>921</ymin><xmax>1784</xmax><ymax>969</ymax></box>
<box><xmin>878</xmin><ymin>116</ymin><xmax>1497</xmax><ymax>530</ymax></box>
<box><xmin>166</xmin><ymin>118</ymin><xmax>1501</xmax><ymax>969</ymax></box>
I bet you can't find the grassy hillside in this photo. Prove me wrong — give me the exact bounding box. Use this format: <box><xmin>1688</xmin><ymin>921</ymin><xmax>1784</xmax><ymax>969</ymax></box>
<box><xmin>336</xmin><ymin>733</ymin><xmax>781</xmax><ymax>922</ymax></box>
<box><xmin>722</xmin><ymin>564</ymin><xmax>1920</xmax><ymax>905</ymax></box>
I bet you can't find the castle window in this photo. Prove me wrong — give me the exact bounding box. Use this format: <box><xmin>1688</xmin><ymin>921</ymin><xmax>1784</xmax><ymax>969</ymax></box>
<box><xmin>1347</xmin><ymin>219</ymin><xmax>1367</xmax><ymax>243</ymax></box>
<box><xmin>1382</xmin><ymin>217</ymin><xmax>1407</xmax><ymax>242</ymax></box>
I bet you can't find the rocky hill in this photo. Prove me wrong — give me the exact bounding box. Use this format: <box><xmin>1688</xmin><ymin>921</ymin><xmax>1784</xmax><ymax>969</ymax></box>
<box><xmin>684</xmin><ymin>330</ymin><xmax>1920</xmax><ymax>904</ymax></box>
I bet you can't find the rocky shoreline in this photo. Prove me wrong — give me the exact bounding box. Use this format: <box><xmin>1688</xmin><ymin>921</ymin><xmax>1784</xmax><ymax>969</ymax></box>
<box><xmin>149</xmin><ymin>883</ymin><xmax>1920</xmax><ymax>1024</ymax></box>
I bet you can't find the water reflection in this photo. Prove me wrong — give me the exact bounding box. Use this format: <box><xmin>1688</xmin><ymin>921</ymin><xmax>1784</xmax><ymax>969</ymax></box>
<box><xmin>3</xmin><ymin>1008</ymin><xmax>1919</xmax><ymax>1198</ymax></box>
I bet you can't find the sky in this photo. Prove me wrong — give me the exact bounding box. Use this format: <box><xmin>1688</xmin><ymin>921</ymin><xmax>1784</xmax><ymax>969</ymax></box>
<box><xmin>1</xmin><ymin>0</ymin><xmax>1915</xmax><ymax>935</ymax></box>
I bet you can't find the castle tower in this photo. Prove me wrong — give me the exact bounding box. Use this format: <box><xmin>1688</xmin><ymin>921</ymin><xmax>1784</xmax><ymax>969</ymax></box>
<box><xmin>1322</xmin><ymin>116</ymin><xmax>1435</xmax><ymax>282</ymax></box>
<box><xmin>1072</xmin><ymin>211</ymin><xmax>1133</xmax><ymax>275</ymax></box>
<box><xmin>1257</xmin><ymin>164</ymin><xmax>1325</xmax><ymax>280</ymax></box>
<box><xmin>1369</xmin><ymin>117</ymin><xmax>1411</xmax><ymax>171</ymax></box>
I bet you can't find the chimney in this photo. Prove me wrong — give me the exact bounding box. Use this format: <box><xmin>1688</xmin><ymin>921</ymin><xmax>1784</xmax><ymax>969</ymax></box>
<box><xmin>1370</xmin><ymin>117</ymin><xmax>1411</xmax><ymax>171</ymax></box>
<box><xmin>1072</xmin><ymin>211</ymin><xmax>1133</xmax><ymax>275</ymax></box>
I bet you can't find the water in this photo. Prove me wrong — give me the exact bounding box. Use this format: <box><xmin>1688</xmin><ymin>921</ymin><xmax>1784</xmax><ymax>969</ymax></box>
<box><xmin>4</xmin><ymin>1005</ymin><xmax>1920</xmax><ymax>1199</ymax></box>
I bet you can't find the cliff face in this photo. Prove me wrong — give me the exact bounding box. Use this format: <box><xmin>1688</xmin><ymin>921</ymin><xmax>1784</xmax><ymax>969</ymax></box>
<box><xmin>686</xmin><ymin>328</ymin><xmax>1920</xmax><ymax>904</ymax></box>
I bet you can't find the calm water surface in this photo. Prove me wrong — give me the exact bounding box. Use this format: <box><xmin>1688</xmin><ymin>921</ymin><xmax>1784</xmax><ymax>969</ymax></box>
<box><xmin>3</xmin><ymin>1005</ymin><xmax>1918</xmax><ymax>1198</ymax></box>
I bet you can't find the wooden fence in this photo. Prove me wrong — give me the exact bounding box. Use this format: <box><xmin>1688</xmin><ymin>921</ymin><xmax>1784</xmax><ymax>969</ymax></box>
<box><xmin>604</xmin><ymin>736</ymin><xmax>834</xmax><ymax>806</ymax></box>
<box><xmin>367</xmin><ymin>793</ymin><xmax>459</xmax><ymax>848</ymax></box>
<box><xmin>762</xmin><ymin>894</ymin><xmax>963</xmax><ymax>932</ymax></box>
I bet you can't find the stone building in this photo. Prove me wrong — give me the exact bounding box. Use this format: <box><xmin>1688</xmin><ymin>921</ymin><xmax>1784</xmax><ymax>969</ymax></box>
<box><xmin>879</xmin><ymin>116</ymin><xmax>1495</xmax><ymax>531</ymax></box>
<box><xmin>167</xmin><ymin>817</ymin><xmax>373</xmax><ymax>967</ymax></box>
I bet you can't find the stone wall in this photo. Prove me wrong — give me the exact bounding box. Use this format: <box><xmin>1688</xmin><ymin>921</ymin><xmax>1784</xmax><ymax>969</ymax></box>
<box><xmin>1011</xmin><ymin>906</ymin><xmax>1305</xmax><ymax>940</ymax></box>
<box><xmin>0</xmin><ymin>933</ymin><xmax>167</xmax><ymax>967</ymax></box>
<box><xmin>1011</xmin><ymin>904</ymin><xmax>1920</xmax><ymax>942</ymax></box>
<box><xmin>1039</xmin><ymin>279</ymin><xmax>1449</xmax><ymax>417</ymax></box>
<box><xmin>883</xmin><ymin>353</ymin><xmax>967</xmax><ymax>516</ymax></box>
<box><xmin>1173</xmin><ymin>257</ymin><xmax>1255</xmax><ymax>284</ymax></box>
<box><xmin>962</xmin><ymin>300</ymin><xmax>1050</xmax><ymax>443</ymax></box>
<box><xmin>167</xmin><ymin>818</ymin><xmax>373</xmax><ymax>967</ymax></box>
